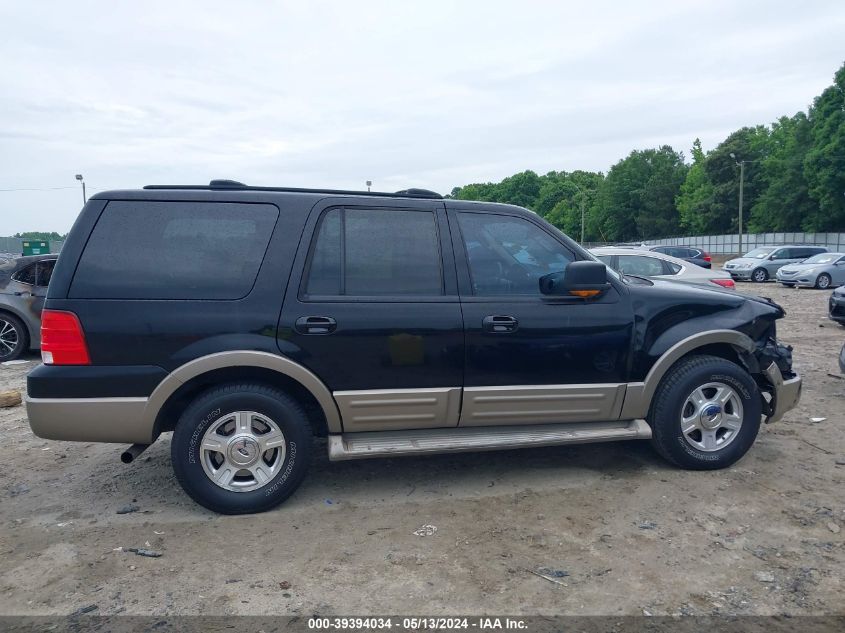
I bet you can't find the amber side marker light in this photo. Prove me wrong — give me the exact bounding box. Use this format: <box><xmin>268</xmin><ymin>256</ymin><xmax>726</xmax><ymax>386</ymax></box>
<box><xmin>569</xmin><ymin>289</ymin><xmax>602</xmax><ymax>298</ymax></box>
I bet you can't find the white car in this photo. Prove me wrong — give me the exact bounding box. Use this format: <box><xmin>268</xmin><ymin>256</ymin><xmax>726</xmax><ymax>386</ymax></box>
<box><xmin>776</xmin><ymin>252</ymin><xmax>845</xmax><ymax>289</ymax></box>
<box><xmin>591</xmin><ymin>247</ymin><xmax>736</xmax><ymax>290</ymax></box>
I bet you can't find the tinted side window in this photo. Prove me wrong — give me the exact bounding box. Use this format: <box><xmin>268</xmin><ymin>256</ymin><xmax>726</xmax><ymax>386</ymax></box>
<box><xmin>305</xmin><ymin>208</ymin><xmax>443</xmax><ymax>296</ymax></box>
<box><xmin>70</xmin><ymin>201</ymin><xmax>279</xmax><ymax>300</ymax></box>
<box><xmin>617</xmin><ymin>255</ymin><xmax>665</xmax><ymax>277</ymax></box>
<box><xmin>458</xmin><ymin>213</ymin><xmax>573</xmax><ymax>295</ymax></box>
<box><xmin>665</xmin><ymin>261</ymin><xmax>682</xmax><ymax>274</ymax></box>
<box><xmin>36</xmin><ymin>260</ymin><xmax>55</xmax><ymax>287</ymax></box>
<box><xmin>12</xmin><ymin>263</ymin><xmax>37</xmax><ymax>285</ymax></box>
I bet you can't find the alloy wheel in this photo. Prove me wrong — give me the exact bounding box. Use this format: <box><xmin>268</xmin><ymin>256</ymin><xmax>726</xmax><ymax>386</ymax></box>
<box><xmin>680</xmin><ymin>382</ymin><xmax>744</xmax><ymax>452</ymax></box>
<box><xmin>0</xmin><ymin>318</ymin><xmax>20</xmax><ymax>358</ymax></box>
<box><xmin>199</xmin><ymin>410</ymin><xmax>286</xmax><ymax>492</ymax></box>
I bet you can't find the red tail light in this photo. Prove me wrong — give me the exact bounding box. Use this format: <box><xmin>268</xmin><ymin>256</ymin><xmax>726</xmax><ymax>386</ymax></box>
<box><xmin>710</xmin><ymin>278</ymin><xmax>735</xmax><ymax>289</ymax></box>
<box><xmin>703</xmin><ymin>253</ymin><xmax>712</xmax><ymax>262</ymax></box>
<box><xmin>40</xmin><ymin>310</ymin><xmax>90</xmax><ymax>365</ymax></box>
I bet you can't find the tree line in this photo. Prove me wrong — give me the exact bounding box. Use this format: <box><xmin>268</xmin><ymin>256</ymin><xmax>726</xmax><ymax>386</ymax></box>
<box><xmin>449</xmin><ymin>62</ymin><xmax>845</xmax><ymax>243</ymax></box>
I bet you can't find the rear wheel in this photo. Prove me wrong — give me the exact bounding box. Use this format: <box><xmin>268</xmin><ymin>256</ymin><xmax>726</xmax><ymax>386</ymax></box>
<box><xmin>816</xmin><ymin>273</ymin><xmax>832</xmax><ymax>290</ymax></box>
<box><xmin>0</xmin><ymin>313</ymin><xmax>27</xmax><ymax>362</ymax></box>
<box><xmin>649</xmin><ymin>355</ymin><xmax>761</xmax><ymax>470</ymax></box>
<box><xmin>171</xmin><ymin>383</ymin><xmax>312</xmax><ymax>514</ymax></box>
<box><xmin>751</xmin><ymin>268</ymin><xmax>768</xmax><ymax>283</ymax></box>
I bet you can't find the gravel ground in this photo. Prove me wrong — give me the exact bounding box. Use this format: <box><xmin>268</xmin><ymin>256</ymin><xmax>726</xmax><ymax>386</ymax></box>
<box><xmin>0</xmin><ymin>282</ymin><xmax>842</xmax><ymax>616</ymax></box>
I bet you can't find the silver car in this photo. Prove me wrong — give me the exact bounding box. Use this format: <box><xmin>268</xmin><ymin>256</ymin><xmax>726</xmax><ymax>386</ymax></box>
<box><xmin>776</xmin><ymin>252</ymin><xmax>845</xmax><ymax>289</ymax></box>
<box><xmin>591</xmin><ymin>247</ymin><xmax>735</xmax><ymax>289</ymax></box>
<box><xmin>0</xmin><ymin>255</ymin><xmax>56</xmax><ymax>361</ymax></box>
<box><xmin>723</xmin><ymin>245</ymin><xmax>828</xmax><ymax>283</ymax></box>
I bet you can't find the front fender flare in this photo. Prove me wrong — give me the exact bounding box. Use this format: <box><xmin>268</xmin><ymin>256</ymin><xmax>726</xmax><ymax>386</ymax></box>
<box><xmin>620</xmin><ymin>329</ymin><xmax>755</xmax><ymax>420</ymax></box>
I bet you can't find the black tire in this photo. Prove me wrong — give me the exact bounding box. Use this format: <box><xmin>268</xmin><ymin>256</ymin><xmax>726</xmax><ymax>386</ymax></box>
<box><xmin>171</xmin><ymin>383</ymin><xmax>312</xmax><ymax>514</ymax></box>
<box><xmin>816</xmin><ymin>273</ymin><xmax>832</xmax><ymax>290</ymax></box>
<box><xmin>751</xmin><ymin>268</ymin><xmax>768</xmax><ymax>283</ymax></box>
<box><xmin>648</xmin><ymin>355</ymin><xmax>761</xmax><ymax>470</ymax></box>
<box><xmin>0</xmin><ymin>312</ymin><xmax>28</xmax><ymax>362</ymax></box>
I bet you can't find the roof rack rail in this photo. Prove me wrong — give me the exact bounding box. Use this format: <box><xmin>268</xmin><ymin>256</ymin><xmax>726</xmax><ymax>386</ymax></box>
<box><xmin>142</xmin><ymin>180</ymin><xmax>443</xmax><ymax>199</ymax></box>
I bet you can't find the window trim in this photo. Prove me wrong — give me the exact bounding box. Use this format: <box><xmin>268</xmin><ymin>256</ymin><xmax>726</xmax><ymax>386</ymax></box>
<box><xmin>451</xmin><ymin>209</ymin><xmax>585</xmax><ymax>300</ymax></box>
<box><xmin>11</xmin><ymin>263</ymin><xmax>38</xmax><ymax>286</ymax></box>
<box><xmin>11</xmin><ymin>259</ymin><xmax>56</xmax><ymax>287</ymax></box>
<box><xmin>68</xmin><ymin>200</ymin><xmax>279</xmax><ymax>301</ymax></box>
<box><xmin>616</xmin><ymin>254</ymin><xmax>668</xmax><ymax>278</ymax></box>
<box><xmin>298</xmin><ymin>205</ymin><xmax>448</xmax><ymax>302</ymax></box>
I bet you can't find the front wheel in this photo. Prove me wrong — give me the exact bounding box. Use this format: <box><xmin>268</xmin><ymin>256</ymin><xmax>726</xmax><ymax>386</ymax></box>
<box><xmin>751</xmin><ymin>268</ymin><xmax>769</xmax><ymax>283</ymax></box>
<box><xmin>649</xmin><ymin>355</ymin><xmax>761</xmax><ymax>470</ymax></box>
<box><xmin>171</xmin><ymin>383</ymin><xmax>312</xmax><ymax>514</ymax></box>
<box><xmin>816</xmin><ymin>273</ymin><xmax>832</xmax><ymax>290</ymax></box>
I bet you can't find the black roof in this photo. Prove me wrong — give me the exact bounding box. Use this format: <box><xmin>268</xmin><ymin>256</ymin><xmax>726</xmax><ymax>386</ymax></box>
<box><xmin>141</xmin><ymin>180</ymin><xmax>442</xmax><ymax>200</ymax></box>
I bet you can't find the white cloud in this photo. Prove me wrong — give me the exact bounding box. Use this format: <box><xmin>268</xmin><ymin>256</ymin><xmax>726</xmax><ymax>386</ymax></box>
<box><xmin>0</xmin><ymin>0</ymin><xmax>843</xmax><ymax>233</ymax></box>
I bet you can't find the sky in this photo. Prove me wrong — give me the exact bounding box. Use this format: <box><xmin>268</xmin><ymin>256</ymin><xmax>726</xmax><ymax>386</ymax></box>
<box><xmin>1</xmin><ymin>0</ymin><xmax>844</xmax><ymax>235</ymax></box>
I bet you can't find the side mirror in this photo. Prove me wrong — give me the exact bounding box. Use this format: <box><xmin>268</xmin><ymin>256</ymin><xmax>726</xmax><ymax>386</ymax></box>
<box><xmin>540</xmin><ymin>261</ymin><xmax>610</xmax><ymax>298</ymax></box>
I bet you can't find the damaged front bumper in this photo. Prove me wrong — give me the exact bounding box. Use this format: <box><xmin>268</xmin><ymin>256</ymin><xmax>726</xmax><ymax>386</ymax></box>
<box><xmin>762</xmin><ymin>362</ymin><xmax>802</xmax><ymax>423</ymax></box>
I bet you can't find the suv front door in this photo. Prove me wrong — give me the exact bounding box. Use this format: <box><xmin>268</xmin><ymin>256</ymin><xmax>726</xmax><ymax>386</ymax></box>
<box><xmin>448</xmin><ymin>206</ymin><xmax>634</xmax><ymax>427</ymax></box>
<box><xmin>280</xmin><ymin>199</ymin><xmax>463</xmax><ymax>432</ymax></box>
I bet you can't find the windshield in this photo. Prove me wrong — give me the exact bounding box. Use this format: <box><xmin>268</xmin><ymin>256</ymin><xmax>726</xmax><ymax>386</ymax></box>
<box><xmin>803</xmin><ymin>253</ymin><xmax>838</xmax><ymax>264</ymax></box>
<box><xmin>744</xmin><ymin>247</ymin><xmax>776</xmax><ymax>259</ymax></box>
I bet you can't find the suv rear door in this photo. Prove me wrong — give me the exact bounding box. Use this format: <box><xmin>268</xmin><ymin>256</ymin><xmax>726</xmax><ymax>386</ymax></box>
<box><xmin>447</xmin><ymin>204</ymin><xmax>634</xmax><ymax>427</ymax></box>
<box><xmin>280</xmin><ymin>198</ymin><xmax>463</xmax><ymax>432</ymax></box>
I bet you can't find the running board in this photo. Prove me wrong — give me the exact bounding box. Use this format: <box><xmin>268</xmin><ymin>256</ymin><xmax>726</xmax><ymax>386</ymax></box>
<box><xmin>327</xmin><ymin>419</ymin><xmax>652</xmax><ymax>461</ymax></box>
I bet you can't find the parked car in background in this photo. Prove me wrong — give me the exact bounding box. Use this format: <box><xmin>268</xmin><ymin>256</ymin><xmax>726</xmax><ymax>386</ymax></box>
<box><xmin>776</xmin><ymin>252</ymin><xmax>845</xmax><ymax>289</ymax></box>
<box><xmin>723</xmin><ymin>245</ymin><xmax>828</xmax><ymax>282</ymax></box>
<box><xmin>645</xmin><ymin>245</ymin><xmax>712</xmax><ymax>269</ymax></box>
<box><xmin>0</xmin><ymin>254</ymin><xmax>56</xmax><ymax>361</ymax></box>
<box><xmin>828</xmin><ymin>285</ymin><xmax>845</xmax><ymax>325</ymax></box>
<box><xmin>591</xmin><ymin>247</ymin><xmax>735</xmax><ymax>289</ymax></box>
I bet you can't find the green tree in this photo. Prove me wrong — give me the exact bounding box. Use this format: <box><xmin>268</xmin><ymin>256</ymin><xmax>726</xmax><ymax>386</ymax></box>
<box><xmin>803</xmin><ymin>62</ymin><xmax>845</xmax><ymax>231</ymax></box>
<box><xmin>748</xmin><ymin>113</ymin><xmax>815</xmax><ymax>232</ymax></box>
<box><xmin>13</xmin><ymin>231</ymin><xmax>66</xmax><ymax>241</ymax></box>
<box><xmin>676</xmin><ymin>139</ymin><xmax>715</xmax><ymax>234</ymax></box>
<box><xmin>699</xmin><ymin>126</ymin><xmax>770</xmax><ymax>234</ymax></box>
<box><xmin>594</xmin><ymin>146</ymin><xmax>687</xmax><ymax>241</ymax></box>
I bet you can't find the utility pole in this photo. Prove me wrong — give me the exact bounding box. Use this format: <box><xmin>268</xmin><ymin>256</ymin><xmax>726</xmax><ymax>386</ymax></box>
<box><xmin>75</xmin><ymin>174</ymin><xmax>86</xmax><ymax>204</ymax></box>
<box><xmin>570</xmin><ymin>182</ymin><xmax>587</xmax><ymax>244</ymax></box>
<box><xmin>580</xmin><ymin>194</ymin><xmax>586</xmax><ymax>244</ymax></box>
<box><xmin>729</xmin><ymin>154</ymin><xmax>744</xmax><ymax>255</ymax></box>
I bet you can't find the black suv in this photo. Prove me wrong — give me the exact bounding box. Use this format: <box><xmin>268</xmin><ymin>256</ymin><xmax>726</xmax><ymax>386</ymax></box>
<box><xmin>26</xmin><ymin>182</ymin><xmax>801</xmax><ymax>514</ymax></box>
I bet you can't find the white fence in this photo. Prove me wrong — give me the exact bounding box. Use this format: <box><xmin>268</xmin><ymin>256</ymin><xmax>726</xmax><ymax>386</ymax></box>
<box><xmin>589</xmin><ymin>233</ymin><xmax>845</xmax><ymax>255</ymax></box>
<box><xmin>0</xmin><ymin>237</ymin><xmax>64</xmax><ymax>256</ymax></box>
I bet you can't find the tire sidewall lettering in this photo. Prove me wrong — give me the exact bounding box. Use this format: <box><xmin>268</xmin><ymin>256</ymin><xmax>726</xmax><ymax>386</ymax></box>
<box><xmin>188</xmin><ymin>407</ymin><xmax>221</xmax><ymax>464</ymax></box>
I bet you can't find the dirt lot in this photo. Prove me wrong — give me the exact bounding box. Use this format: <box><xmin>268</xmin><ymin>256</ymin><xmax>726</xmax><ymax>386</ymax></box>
<box><xmin>0</xmin><ymin>282</ymin><xmax>843</xmax><ymax>617</ymax></box>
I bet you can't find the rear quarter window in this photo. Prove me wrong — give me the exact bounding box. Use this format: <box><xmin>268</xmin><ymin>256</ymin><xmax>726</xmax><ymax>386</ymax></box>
<box><xmin>69</xmin><ymin>201</ymin><xmax>279</xmax><ymax>300</ymax></box>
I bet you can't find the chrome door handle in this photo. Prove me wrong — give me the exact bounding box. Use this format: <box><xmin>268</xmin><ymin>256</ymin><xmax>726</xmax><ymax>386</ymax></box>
<box><xmin>482</xmin><ymin>315</ymin><xmax>518</xmax><ymax>333</ymax></box>
<box><xmin>295</xmin><ymin>316</ymin><xmax>337</xmax><ymax>335</ymax></box>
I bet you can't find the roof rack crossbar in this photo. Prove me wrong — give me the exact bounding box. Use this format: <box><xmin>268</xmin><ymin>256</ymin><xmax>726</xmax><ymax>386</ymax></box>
<box><xmin>142</xmin><ymin>181</ymin><xmax>442</xmax><ymax>199</ymax></box>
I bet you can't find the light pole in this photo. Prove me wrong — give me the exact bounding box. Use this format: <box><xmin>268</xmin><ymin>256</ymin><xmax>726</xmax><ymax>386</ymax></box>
<box><xmin>75</xmin><ymin>174</ymin><xmax>86</xmax><ymax>204</ymax></box>
<box><xmin>569</xmin><ymin>183</ymin><xmax>587</xmax><ymax>243</ymax></box>
<box><xmin>729</xmin><ymin>154</ymin><xmax>744</xmax><ymax>255</ymax></box>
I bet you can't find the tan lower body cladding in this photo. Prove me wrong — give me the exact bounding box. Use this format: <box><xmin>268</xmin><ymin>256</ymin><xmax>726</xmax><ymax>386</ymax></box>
<box><xmin>333</xmin><ymin>383</ymin><xmax>628</xmax><ymax>432</ymax></box>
